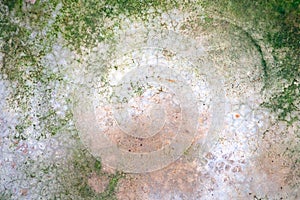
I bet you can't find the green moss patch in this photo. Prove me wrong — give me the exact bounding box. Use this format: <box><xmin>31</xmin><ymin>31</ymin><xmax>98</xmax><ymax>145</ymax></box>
<box><xmin>58</xmin><ymin>147</ymin><xmax>124</xmax><ymax>199</ymax></box>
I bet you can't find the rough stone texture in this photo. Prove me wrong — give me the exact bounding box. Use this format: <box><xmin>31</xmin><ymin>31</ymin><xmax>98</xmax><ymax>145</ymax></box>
<box><xmin>0</xmin><ymin>1</ymin><xmax>299</xmax><ymax>200</ymax></box>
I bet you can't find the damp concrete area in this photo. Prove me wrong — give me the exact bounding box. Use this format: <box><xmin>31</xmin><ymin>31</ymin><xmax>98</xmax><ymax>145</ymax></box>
<box><xmin>0</xmin><ymin>1</ymin><xmax>299</xmax><ymax>199</ymax></box>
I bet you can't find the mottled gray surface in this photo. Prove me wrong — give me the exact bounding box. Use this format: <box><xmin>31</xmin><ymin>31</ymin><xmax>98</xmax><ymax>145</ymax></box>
<box><xmin>0</xmin><ymin>1</ymin><xmax>299</xmax><ymax>199</ymax></box>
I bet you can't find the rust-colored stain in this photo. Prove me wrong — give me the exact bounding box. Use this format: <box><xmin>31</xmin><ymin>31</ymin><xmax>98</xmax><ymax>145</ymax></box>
<box><xmin>166</xmin><ymin>79</ymin><xmax>176</xmax><ymax>83</ymax></box>
<box><xmin>234</xmin><ymin>113</ymin><xmax>240</xmax><ymax>118</ymax></box>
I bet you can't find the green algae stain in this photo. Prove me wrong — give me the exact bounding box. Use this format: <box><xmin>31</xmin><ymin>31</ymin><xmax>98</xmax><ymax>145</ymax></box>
<box><xmin>54</xmin><ymin>0</ymin><xmax>178</xmax><ymax>53</ymax></box>
<box><xmin>0</xmin><ymin>1</ymin><xmax>91</xmax><ymax>140</ymax></box>
<box><xmin>59</xmin><ymin>147</ymin><xmax>124</xmax><ymax>199</ymax></box>
<box><xmin>264</xmin><ymin>82</ymin><xmax>300</xmax><ymax>124</ymax></box>
<box><xmin>201</xmin><ymin>0</ymin><xmax>299</xmax><ymax>124</ymax></box>
<box><xmin>98</xmin><ymin>172</ymin><xmax>125</xmax><ymax>200</ymax></box>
